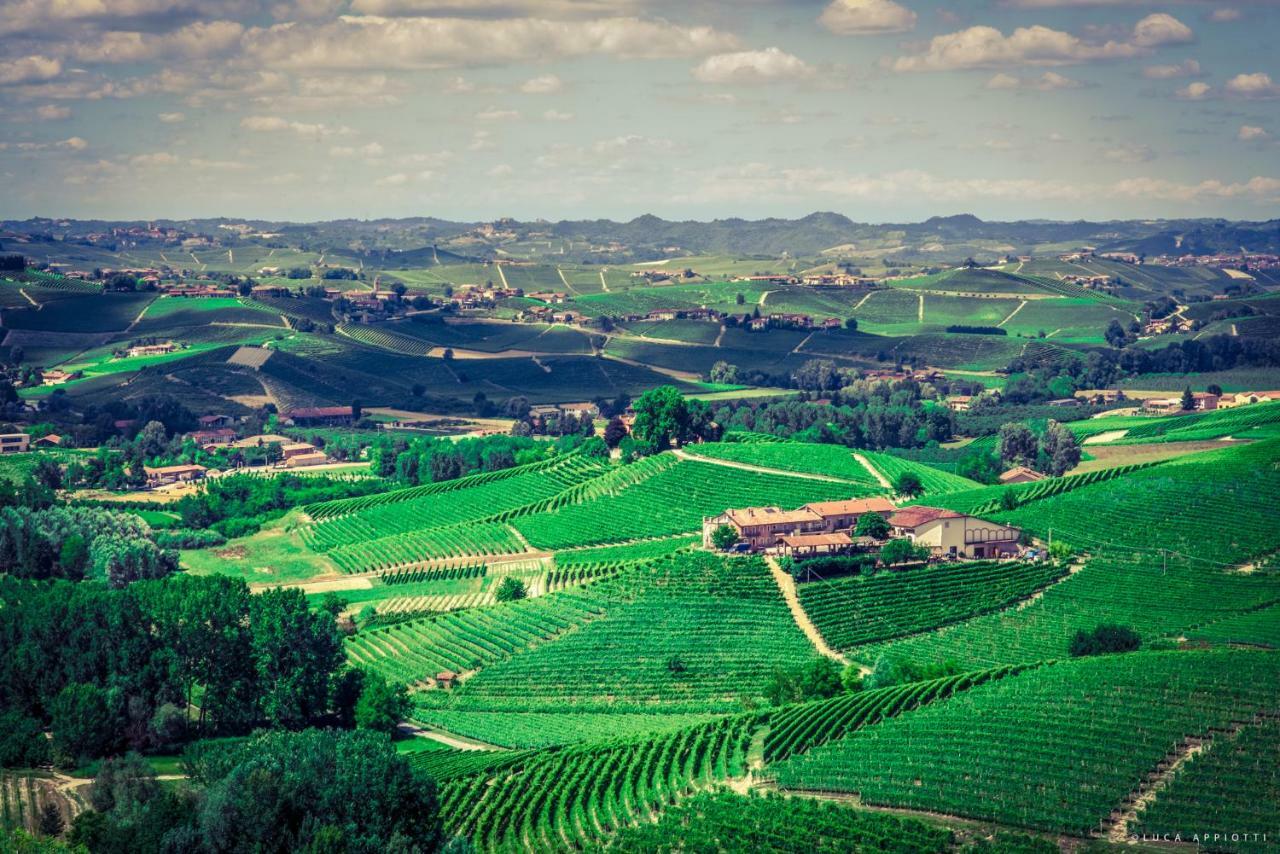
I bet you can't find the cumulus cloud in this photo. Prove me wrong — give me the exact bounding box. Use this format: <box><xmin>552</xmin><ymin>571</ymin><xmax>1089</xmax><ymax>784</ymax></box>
<box><xmin>1</xmin><ymin>136</ymin><xmax>89</xmax><ymax>152</ymax></box>
<box><xmin>0</xmin><ymin>56</ymin><xmax>62</xmax><ymax>86</ymax></box>
<box><xmin>1237</xmin><ymin>125</ymin><xmax>1270</xmax><ymax>141</ymax></box>
<box><xmin>1131</xmin><ymin>13</ymin><xmax>1193</xmax><ymax>47</ymax></box>
<box><xmin>240</xmin><ymin>16</ymin><xmax>738</xmax><ymax>70</ymax></box>
<box><xmin>329</xmin><ymin>141</ymin><xmax>385</xmax><ymax>157</ymax></box>
<box><xmin>130</xmin><ymin>151</ymin><xmax>180</xmax><ymax>166</ymax></box>
<box><xmin>67</xmin><ymin>20</ymin><xmax>245</xmax><ymax>64</ymax></box>
<box><xmin>818</xmin><ymin>0</ymin><xmax>917</xmax><ymax>35</ymax></box>
<box><xmin>374</xmin><ymin>172</ymin><xmax>409</xmax><ymax>186</ymax></box>
<box><xmin>892</xmin><ymin>14</ymin><xmax>1191</xmax><ymax>72</ymax></box>
<box><xmin>1177</xmin><ymin>80</ymin><xmax>1212</xmax><ymax>99</ymax></box>
<box><xmin>543</xmin><ymin>109</ymin><xmax>574</xmax><ymax>121</ymax></box>
<box><xmin>240</xmin><ymin>115</ymin><xmax>353</xmax><ymax>135</ymax></box>
<box><xmin>1224</xmin><ymin>72</ymin><xmax>1280</xmax><ymax>98</ymax></box>
<box><xmin>1143</xmin><ymin>59</ymin><xmax>1200</xmax><ymax>79</ymax></box>
<box><xmin>1208</xmin><ymin>8</ymin><xmax>1241</xmax><ymax>22</ymax></box>
<box><xmin>692</xmin><ymin>47</ymin><xmax>815</xmax><ymax>84</ymax></box>
<box><xmin>35</xmin><ymin>104</ymin><xmax>71</xmax><ymax>120</ymax></box>
<box><xmin>158</xmin><ymin>111</ymin><xmax>186</xmax><ymax>122</ymax></box>
<box><xmin>520</xmin><ymin>74</ymin><xmax>563</xmax><ymax>94</ymax></box>
<box><xmin>1102</xmin><ymin>142</ymin><xmax>1155</xmax><ymax>163</ymax></box>
<box><xmin>0</xmin><ymin>0</ymin><xmax>245</xmax><ymax>36</ymax></box>
<box><xmin>348</xmin><ymin>0</ymin><xmax>622</xmax><ymax>16</ymax></box>
<box><xmin>476</xmin><ymin>107</ymin><xmax>520</xmax><ymax>120</ymax></box>
<box><xmin>985</xmin><ymin>70</ymin><xmax>1084</xmax><ymax>89</ymax></box>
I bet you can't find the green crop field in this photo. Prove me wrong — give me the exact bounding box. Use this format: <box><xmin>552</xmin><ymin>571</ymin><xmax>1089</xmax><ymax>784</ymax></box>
<box><xmin>681</xmin><ymin>440</ymin><xmax>886</xmax><ymax>486</ymax></box>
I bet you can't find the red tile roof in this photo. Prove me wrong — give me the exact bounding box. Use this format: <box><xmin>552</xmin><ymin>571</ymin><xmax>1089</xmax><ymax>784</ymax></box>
<box><xmin>888</xmin><ymin>506</ymin><xmax>964</xmax><ymax>529</ymax></box>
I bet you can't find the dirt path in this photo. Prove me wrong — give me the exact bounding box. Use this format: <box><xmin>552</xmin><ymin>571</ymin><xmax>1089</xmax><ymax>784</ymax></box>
<box><xmin>556</xmin><ymin>266</ymin><xmax>579</xmax><ymax>295</ymax></box>
<box><xmin>851</xmin><ymin>290</ymin><xmax>876</xmax><ymax>311</ymax></box>
<box><xmin>397</xmin><ymin>722</ymin><xmax>502</xmax><ymax>752</ymax></box>
<box><xmin>601</xmin><ymin>353</ymin><xmax>704</xmax><ymax>383</ymax></box>
<box><xmin>713</xmin><ymin>324</ymin><xmax>725</xmax><ymax>348</ymax></box>
<box><xmin>18</xmin><ymin>288</ymin><xmax>39</xmax><ymax>307</ymax></box>
<box><xmin>672</xmin><ymin>449</ymin><xmax>863</xmax><ymax>484</ymax></box>
<box><xmin>1016</xmin><ymin>559</ymin><xmax>1084</xmax><ymax>610</ymax></box>
<box><xmin>598</xmin><ymin>270</ymin><xmax>610</xmax><ymax>293</ymax></box>
<box><xmin>791</xmin><ymin>332</ymin><xmax>814</xmax><ymax>355</ymax></box>
<box><xmin>1105</xmin><ymin>735</ymin><xmax>1212</xmax><ymax>842</ymax></box>
<box><xmin>765</xmin><ymin>556</ymin><xmax>849</xmax><ymax>665</ymax></box>
<box><xmin>997</xmin><ymin>300</ymin><xmax>1028</xmax><ymax>328</ymax></box>
<box><xmin>758</xmin><ymin>290</ymin><xmax>774</xmax><ymax>307</ymax></box>
<box><xmin>917</xmin><ymin>293</ymin><xmax>924</xmax><ymax>323</ymax></box>
<box><xmin>852</xmin><ymin>453</ymin><xmax>892</xmax><ymax>490</ymax></box>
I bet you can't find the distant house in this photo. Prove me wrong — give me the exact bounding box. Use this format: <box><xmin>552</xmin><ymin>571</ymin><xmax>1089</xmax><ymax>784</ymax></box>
<box><xmin>1143</xmin><ymin>393</ymin><xmax>1218</xmax><ymax>414</ymax></box>
<box><xmin>1047</xmin><ymin>398</ymin><xmax>1080</xmax><ymax>407</ymax></box>
<box><xmin>560</xmin><ymin>402</ymin><xmax>600</xmax><ymax>419</ymax></box>
<box><xmin>702</xmin><ymin>497</ymin><xmax>894</xmax><ymax>551</ymax></box>
<box><xmin>998</xmin><ymin>466</ymin><xmax>1048</xmax><ymax>485</ymax></box>
<box><xmin>190</xmin><ymin>428</ymin><xmax>237</xmax><ymax>447</ymax></box>
<box><xmin>435</xmin><ymin>671</ymin><xmax>458</xmax><ymax>689</ymax></box>
<box><xmin>126</xmin><ymin>342</ymin><xmax>176</xmax><ymax>358</ymax></box>
<box><xmin>284</xmin><ymin>451</ymin><xmax>329</xmax><ymax>468</ymax></box>
<box><xmin>143</xmin><ymin>464</ymin><xmax>207</xmax><ymax>488</ymax></box>
<box><xmin>778</xmin><ymin>532</ymin><xmax>856</xmax><ymax>559</ymax></box>
<box><xmin>647</xmin><ymin>309</ymin><xmax>678</xmax><ymax>321</ymax></box>
<box><xmin>281</xmin><ymin>442</ymin><xmax>320</xmax><ymax>461</ymax></box>
<box><xmin>748</xmin><ymin>317</ymin><xmax>769</xmax><ymax>332</ymax></box>
<box><xmin>285</xmin><ymin>406</ymin><xmax>357</xmax><ymax>426</ymax></box>
<box><xmin>887</xmin><ymin>505</ymin><xmax>1021</xmax><ymax>559</ymax></box>
<box><xmin>1220</xmin><ymin>390</ymin><xmax>1280</xmax><ymax>408</ymax></box>
<box><xmin>944</xmin><ymin>395</ymin><xmax>973</xmax><ymax>412</ymax></box>
<box><xmin>0</xmin><ymin>433</ymin><xmax>30</xmax><ymax>454</ymax></box>
<box><xmin>198</xmin><ymin>414</ymin><xmax>233</xmax><ymax>428</ymax></box>
<box><xmin>33</xmin><ymin>434</ymin><xmax>63</xmax><ymax>448</ymax></box>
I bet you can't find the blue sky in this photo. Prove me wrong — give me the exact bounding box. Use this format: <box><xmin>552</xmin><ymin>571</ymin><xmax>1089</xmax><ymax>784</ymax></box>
<box><xmin>0</xmin><ymin>0</ymin><xmax>1277</xmax><ymax>222</ymax></box>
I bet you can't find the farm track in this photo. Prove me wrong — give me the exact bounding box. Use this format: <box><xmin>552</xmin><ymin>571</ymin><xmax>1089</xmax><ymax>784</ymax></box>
<box><xmin>671</xmin><ymin>449</ymin><xmax>864</xmax><ymax>484</ymax></box>
<box><xmin>765</xmin><ymin>556</ymin><xmax>850</xmax><ymax>666</ymax></box>
<box><xmin>997</xmin><ymin>300</ymin><xmax>1028</xmax><ymax>328</ymax></box>
<box><xmin>851</xmin><ymin>453</ymin><xmax>893</xmax><ymax>490</ymax></box>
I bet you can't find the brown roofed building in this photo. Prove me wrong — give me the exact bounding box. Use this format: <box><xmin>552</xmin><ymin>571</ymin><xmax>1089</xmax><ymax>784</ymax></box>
<box><xmin>286</xmin><ymin>406</ymin><xmax>357</xmax><ymax>426</ymax></box>
<box><xmin>778</xmin><ymin>532</ymin><xmax>856</xmax><ymax>558</ymax></box>
<box><xmin>998</xmin><ymin>466</ymin><xmax>1048</xmax><ymax>485</ymax></box>
<box><xmin>888</xmin><ymin>505</ymin><xmax>1020</xmax><ymax>559</ymax></box>
<box><xmin>143</xmin><ymin>464</ymin><xmax>207</xmax><ymax>488</ymax></box>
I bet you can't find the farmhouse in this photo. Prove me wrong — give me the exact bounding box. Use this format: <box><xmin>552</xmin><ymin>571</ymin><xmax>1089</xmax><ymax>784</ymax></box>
<box><xmin>143</xmin><ymin>464</ymin><xmax>207</xmax><ymax>488</ymax></box>
<box><xmin>0</xmin><ymin>433</ymin><xmax>31</xmax><ymax>454</ymax></box>
<box><xmin>1219</xmin><ymin>390</ymin><xmax>1280</xmax><ymax>408</ymax></box>
<box><xmin>33</xmin><ymin>434</ymin><xmax>62</xmax><ymax>448</ymax></box>
<box><xmin>126</xmin><ymin>342</ymin><xmax>176</xmax><ymax>358</ymax></box>
<box><xmin>887</xmin><ymin>506</ymin><xmax>1021</xmax><ymax>559</ymax></box>
<box><xmin>285</xmin><ymin>451</ymin><xmax>329</xmax><ymax>468</ymax></box>
<box><xmin>701</xmin><ymin>497</ymin><xmax>895</xmax><ymax>551</ymax></box>
<box><xmin>777</xmin><ymin>532</ymin><xmax>856</xmax><ymax>559</ymax></box>
<box><xmin>281</xmin><ymin>442</ymin><xmax>321</xmax><ymax>461</ymax></box>
<box><xmin>285</xmin><ymin>406</ymin><xmax>357</xmax><ymax>426</ymax></box>
<box><xmin>1143</xmin><ymin>392</ymin><xmax>1218</xmax><ymax>414</ymax></box>
<box><xmin>190</xmin><ymin>428</ymin><xmax>237</xmax><ymax>448</ymax></box>
<box><xmin>944</xmin><ymin>395</ymin><xmax>973</xmax><ymax>412</ymax></box>
<box><xmin>999</xmin><ymin>466</ymin><xmax>1048</xmax><ymax>485</ymax></box>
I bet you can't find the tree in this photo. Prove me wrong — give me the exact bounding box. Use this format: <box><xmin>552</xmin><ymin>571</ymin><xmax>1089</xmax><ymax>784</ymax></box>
<box><xmin>665</xmin><ymin>655</ymin><xmax>687</xmax><ymax>675</ymax></box>
<box><xmin>1181</xmin><ymin>386</ymin><xmax>1195</xmax><ymax>411</ymax></box>
<box><xmin>844</xmin><ymin>317</ymin><xmax>858</xmax><ymax>331</ymax></box>
<box><xmin>879</xmin><ymin>538</ymin><xmax>925</xmax><ymax>566</ymax></box>
<box><xmin>854</xmin><ymin>512</ymin><xmax>890</xmax><ymax>539</ymax></box>
<box><xmin>630</xmin><ymin>385</ymin><xmax>710</xmax><ymax>451</ymax></box>
<box><xmin>997</xmin><ymin>422</ymin><xmax>1038</xmax><ymax>468</ymax></box>
<box><xmin>735</xmin><ymin>293</ymin><xmax>745</xmax><ymax>305</ymax></box>
<box><xmin>354</xmin><ymin>672</ymin><xmax>412</xmax><ymax>734</ymax></box>
<box><xmin>495</xmin><ymin>576</ymin><xmax>527</xmax><ymax>602</ymax></box>
<box><xmin>37</xmin><ymin>803</ymin><xmax>63</xmax><ymax>839</ymax></box>
<box><xmin>893</xmin><ymin>471</ymin><xmax>923</xmax><ymax>498</ymax></box>
<box><xmin>50</xmin><ymin>683</ymin><xmax>118</xmax><ymax>766</ymax></box>
<box><xmin>603</xmin><ymin>416</ymin><xmax>628</xmax><ymax>449</ymax></box>
<box><xmin>1039</xmin><ymin>420</ymin><xmax>1081</xmax><ymax>476</ymax></box>
<box><xmin>764</xmin><ymin>658</ymin><xmax>843</xmax><ymax>705</ymax></box>
<box><xmin>194</xmin><ymin>730</ymin><xmax>443</xmax><ymax>852</ymax></box>
<box><xmin>710</xmin><ymin>524</ymin><xmax>739</xmax><ymax>551</ymax></box>
<box><xmin>1000</xmin><ymin>488</ymin><xmax>1019</xmax><ymax>511</ymax></box>
<box><xmin>248</xmin><ymin>588</ymin><xmax>344</xmax><ymax>729</ymax></box>
<box><xmin>1104</xmin><ymin>318</ymin><xmax>1128</xmax><ymax>348</ymax></box>
<box><xmin>1069</xmin><ymin>624</ymin><xmax>1141</xmax><ymax>657</ymax></box>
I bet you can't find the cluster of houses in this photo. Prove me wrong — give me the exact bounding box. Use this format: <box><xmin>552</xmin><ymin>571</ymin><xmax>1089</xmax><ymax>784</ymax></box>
<box><xmin>1142</xmin><ymin>389</ymin><xmax>1280</xmax><ymax>414</ymax></box>
<box><xmin>702</xmin><ymin>498</ymin><xmax>1022</xmax><ymax>561</ymax></box>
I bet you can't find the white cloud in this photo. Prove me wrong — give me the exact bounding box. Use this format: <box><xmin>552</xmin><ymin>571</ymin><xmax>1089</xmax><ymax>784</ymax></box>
<box><xmin>891</xmin><ymin>25</ymin><xmax>1138</xmax><ymax>71</ymax></box>
<box><xmin>240</xmin><ymin>16</ymin><xmax>739</xmax><ymax>70</ymax></box>
<box><xmin>985</xmin><ymin>70</ymin><xmax>1084</xmax><ymax>89</ymax></box>
<box><xmin>6</xmin><ymin>136</ymin><xmax>89</xmax><ymax>152</ymax></box>
<box><xmin>1238</xmin><ymin>125</ymin><xmax>1270</xmax><ymax>141</ymax></box>
<box><xmin>349</xmin><ymin>0</ymin><xmax>621</xmax><ymax>15</ymax></box>
<box><xmin>375</xmin><ymin>172</ymin><xmax>409</xmax><ymax>186</ymax></box>
<box><xmin>1143</xmin><ymin>59</ymin><xmax>1200</xmax><ymax>79</ymax></box>
<box><xmin>35</xmin><ymin>104</ymin><xmax>71</xmax><ymax>120</ymax></box>
<box><xmin>1111</xmin><ymin>175</ymin><xmax>1280</xmax><ymax>203</ymax></box>
<box><xmin>1208</xmin><ymin>8</ymin><xmax>1241</xmax><ymax>22</ymax></box>
<box><xmin>158</xmin><ymin>111</ymin><xmax>186</xmax><ymax>122</ymax></box>
<box><xmin>520</xmin><ymin>74</ymin><xmax>562</xmax><ymax>94</ymax></box>
<box><xmin>1224</xmin><ymin>72</ymin><xmax>1280</xmax><ymax>98</ymax></box>
<box><xmin>892</xmin><ymin>14</ymin><xmax>1191</xmax><ymax>72</ymax></box>
<box><xmin>67</xmin><ymin>20</ymin><xmax>245</xmax><ymax>64</ymax></box>
<box><xmin>0</xmin><ymin>56</ymin><xmax>62</xmax><ymax>86</ymax></box>
<box><xmin>476</xmin><ymin>107</ymin><xmax>520</xmax><ymax>120</ymax></box>
<box><xmin>819</xmin><ymin>0</ymin><xmax>917</xmax><ymax>35</ymax></box>
<box><xmin>1103</xmin><ymin>142</ymin><xmax>1155</xmax><ymax>163</ymax></box>
<box><xmin>130</xmin><ymin>151</ymin><xmax>180</xmax><ymax>166</ymax></box>
<box><xmin>543</xmin><ymin>109</ymin><xmax>574</xmax><ymax>121</ymax></box>
<box><xmin>329</xmin><ymin>141</ymin><xmax>385</xmax><ymax>157</ymax></box>
<box><xmin>487</xmin><ymin>164</ymin><xmax>514</xmax><ymax>178</ymax></box>
<box><xmin>1131</xmin><ymin>13</ymin><xmax>1193</xmax><ymax>48</ymax></box>
<box><xmin>240</xmin><ymin>115</ymin><xmax>353</xmax><ymax>135</ymax></box>
<box><xmin>1176</xmin><ymin>80</ymin><xmax>1211</xmax><ymax>99</ymax></box>
<box><xmin>0</xmin><ymin>0</ymin><xmax>242</xmax><ymax>36</ymax></box>
<box><xmin>692</xmin><ymin>47</ymin><xmax>815</xmax><ymax>84</ymax></box>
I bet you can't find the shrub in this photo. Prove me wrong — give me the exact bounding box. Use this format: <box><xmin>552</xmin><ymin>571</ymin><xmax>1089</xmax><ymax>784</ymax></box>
<box><xmin>155</xmin><ymin>528</ymin><xmax>226</xmax><ymax>550</ymax></box>
<box><xmin>1069</xmin><ymin>624</ymin><xmax>1141</xmax><ymax>658</ymax></box>
<box><xmin>495</xmin><ymin>576</ymin><xmax>527</xmax><ymax>602</ymax></box>
<box><xmin>710</xmin><ymin>524</ymin><xmax>739</xmax><ymax>551</ymax></box>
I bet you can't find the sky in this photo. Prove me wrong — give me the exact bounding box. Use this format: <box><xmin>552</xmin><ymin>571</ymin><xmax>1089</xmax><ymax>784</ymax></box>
<box><xmin>0</xmin><ymin>0</ymin><xmax>1277</xmax><ymax>223</ymax></box>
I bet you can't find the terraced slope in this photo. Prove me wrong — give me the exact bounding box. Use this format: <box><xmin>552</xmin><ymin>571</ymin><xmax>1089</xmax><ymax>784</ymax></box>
<box><xmin>770</xmin><ymin>650</ymin><xmax>1280</xmax><ymax>836</ymax></box>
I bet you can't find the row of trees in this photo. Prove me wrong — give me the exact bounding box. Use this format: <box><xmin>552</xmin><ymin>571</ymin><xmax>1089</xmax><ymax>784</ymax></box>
<box><xmin>0</xmin><ymin>506</ymin><xmax>177</xmax><ymax>585</ymax></box>
<box><xmin>997</xmin><ymin>420</ymin><xmax>1081</xmax><ymax>476</ymax></box>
